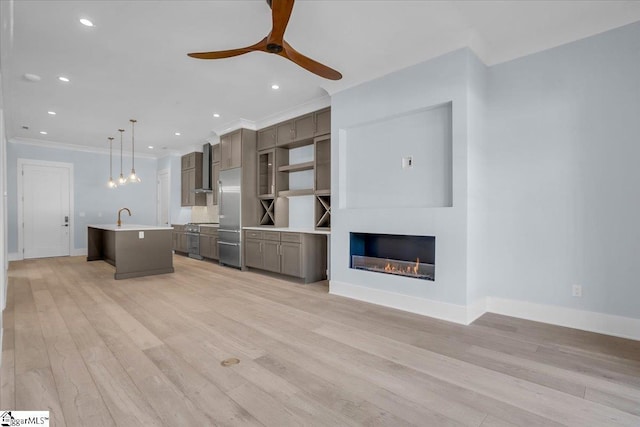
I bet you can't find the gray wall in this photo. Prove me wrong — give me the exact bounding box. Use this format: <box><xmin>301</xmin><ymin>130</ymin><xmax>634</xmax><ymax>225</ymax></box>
<box><xmin>484</xmin><ymin>22</ymin><xmax>640</xmax><ymax>318</ymax></box>
<box><xmin>7</xmin><ymin>142</ymin><xmax>158</xmax><ymax>253</ymax></box>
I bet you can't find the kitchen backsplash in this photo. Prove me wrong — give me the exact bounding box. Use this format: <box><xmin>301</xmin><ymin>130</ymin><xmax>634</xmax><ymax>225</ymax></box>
<box><xmin>191</xmin><ymin>192</ymin><xmax>219</xmax><ymax>223</ymax></box>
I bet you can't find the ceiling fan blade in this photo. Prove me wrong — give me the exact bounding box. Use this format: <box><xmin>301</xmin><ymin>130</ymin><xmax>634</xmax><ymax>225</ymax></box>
<box><xmin>281</xmin><ymin>41</ymin><xmax>342</xmax><ymax>80</ymax></box>
<box><xmin>269</xmin><ymin>0</ymin><xmax>295</xmax><ymax>44</ymax></box>
<box><xmin>188</xmin><ymin>38</ymin><xmax>268</xmax><ymax>60</ymax></box>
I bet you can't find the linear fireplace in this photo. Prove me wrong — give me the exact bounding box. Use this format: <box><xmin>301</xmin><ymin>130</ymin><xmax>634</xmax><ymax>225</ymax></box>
<box><xmin>350</xmin><ymin>232</ymin><xmax>435</xmax><ymax>281</ymax></box>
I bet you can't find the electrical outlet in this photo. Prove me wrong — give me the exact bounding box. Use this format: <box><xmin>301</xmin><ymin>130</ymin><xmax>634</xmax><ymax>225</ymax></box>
<box><xmin>402</xmin><ymin>156</ymin><xmax>413</xmax><ymax>169</ymax></box>
<box><xmin>138</xmin><ymin>231</ymin><xmax>144</xmax><ymax>239</ymax></box>
<box><xmin>572</xmin><ymin>284</ymin><xmax>582</xmax><ymax>297</ymax></box>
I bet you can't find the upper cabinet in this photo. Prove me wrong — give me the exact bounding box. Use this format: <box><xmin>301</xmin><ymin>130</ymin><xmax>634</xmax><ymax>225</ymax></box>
<box><xmin>212</xmin><ymin>143</ymin><xmax>221</xmax><ymax>163</ymax></box>
<box><xmin>220</xmin><ymin>130</ymin><xmax>243</xmax><ymax>170</ymax></box>
<box><xmin>274</xmin><ymin>109</ymin><xmax>330</xmax><ymax>148</ymax></box>
<box><xmin>257</xmin><ymin>126</ymin><xmax>276</xmax><ymax>151</ymax></box>
<box><xmin>315</xmin><ymin>107</ymin><xmax>331</xmax><ymax>136</ymax></box>
<box><xmin>181</xmin><ymin>152</ymin><xmax>206</xmax><ymax>207</ymax></box>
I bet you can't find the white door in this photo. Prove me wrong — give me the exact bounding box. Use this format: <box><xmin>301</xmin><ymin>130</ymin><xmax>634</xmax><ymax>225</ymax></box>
<box><xmin>22</xmin><ymin>163</ymin><xmax>71</xmax><ymax>258</ymax></box>
<box><xmin>157</xmin><ymin>169</ymin><xmax>170</xmax><ymax>226</ymax></box>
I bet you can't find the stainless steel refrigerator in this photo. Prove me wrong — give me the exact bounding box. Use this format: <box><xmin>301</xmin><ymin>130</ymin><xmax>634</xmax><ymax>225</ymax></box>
<box><xmin>218</xmin><ymin>168</ymin><xmax>242</xmax><ymax>268</ymax></box>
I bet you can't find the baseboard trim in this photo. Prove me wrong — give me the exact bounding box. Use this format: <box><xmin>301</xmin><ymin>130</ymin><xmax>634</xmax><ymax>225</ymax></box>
<box><xmin>8</xmin><ymin>252</ymin><xmax>22</xmax><ymax>262</ymax></box>
<box><xmin>466</xmin><ymin>297</ymin><xmax>488</xmax><ymax>324</ymax></box>
<box><xmin>329</xmin><ymin>280</ymin><xmax>470</xmax><ymax>325</ymax></box>
<box><xmin>487</xmin><ymin>297</ymin><xmax>640</xmax><ymax>341</ymax></box>
<box><xmin>328</xmin><ymin>281</ymin><xmax>640</xmax><ymax>340</ymax></box>
<box><xmin>71</xmin><ymin>248</ymin><xmax>88</xmax><ymax>257</ymax></box>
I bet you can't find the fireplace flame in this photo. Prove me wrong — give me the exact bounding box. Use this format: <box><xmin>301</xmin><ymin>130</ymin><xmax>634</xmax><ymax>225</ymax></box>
<box><xmin>383</xmin><ymin>258</ymin><xmax>420</xmax><ymax>275</ymax></box>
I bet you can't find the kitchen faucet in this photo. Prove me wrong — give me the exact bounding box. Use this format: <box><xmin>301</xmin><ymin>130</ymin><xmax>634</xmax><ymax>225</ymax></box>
<box><xmin>117</xmin><ymin>208</ymin><xmax>131</xmax><ymax>227</ymax></box>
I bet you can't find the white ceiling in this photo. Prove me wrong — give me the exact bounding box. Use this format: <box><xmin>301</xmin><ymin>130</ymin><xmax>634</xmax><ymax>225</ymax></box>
<box><xmin>2</xmin><ymin>0</ymin><xmax>640</xmax><ymax>156</ymax></box>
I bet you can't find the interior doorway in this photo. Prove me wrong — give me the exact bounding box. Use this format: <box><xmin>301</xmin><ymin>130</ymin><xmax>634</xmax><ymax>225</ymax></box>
<box><xmin>157</xmin><ymin>168</ymin><xmax>170</xmax><ymax>226</ymax></box>
<box><xmin>18</xmin><ymin>159</ymin><xmax>73</xmax><ymax>259</ymax></box>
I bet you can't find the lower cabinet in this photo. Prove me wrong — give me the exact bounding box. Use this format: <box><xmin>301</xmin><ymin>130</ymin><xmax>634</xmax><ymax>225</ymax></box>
<box><xmin>243</xmin><ymin>230</ymin><xmax>326</xmax><ymax>283</ymax></box>
<box><xmin>172</xmin><ymin>225</ymin><xmax>188</xmax><ymax>253</ymax></box>
<box><xmin>199</xmin><ymin>228</ymin><xmax>219</xmax><ymax>260</ymax></box>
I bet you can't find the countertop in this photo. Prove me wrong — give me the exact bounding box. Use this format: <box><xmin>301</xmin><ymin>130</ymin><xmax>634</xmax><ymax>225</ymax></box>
<box><xmin>243</xmin><ymin>226</ymin><xmax>330</xmax><ymax>235</ymax></box>
<box><xmin>88</xmin><ymin>224</ymin><xmax>174</xmax><ymax>232</ymax></box>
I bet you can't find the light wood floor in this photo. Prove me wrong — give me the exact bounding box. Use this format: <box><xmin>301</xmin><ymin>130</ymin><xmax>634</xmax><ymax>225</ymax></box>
<box><xmin>1</xmin><ymin>256</ymin><xmax>640</xmax><ymax>426</ymax></box>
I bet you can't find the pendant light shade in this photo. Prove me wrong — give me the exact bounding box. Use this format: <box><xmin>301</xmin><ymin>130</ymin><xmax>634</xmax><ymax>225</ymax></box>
<box><xmin>118</xmin><ymin>129</ymin><xmax>127</xmax><ymax>186</ymax></box>
<box><xmin>128</xmin><ymin>119</ymin><xmax>141</xmax><ymax>183</ymax></box>
<box><xmin>107</xmin><ymin>136</ymin><xmax>117</xmax><ymax>188</ymax></box>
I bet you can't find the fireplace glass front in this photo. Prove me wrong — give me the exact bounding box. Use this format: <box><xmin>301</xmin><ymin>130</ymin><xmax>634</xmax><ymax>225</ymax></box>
<box><xmin>349</xmin><ymin>233</ymin><xmax>435</xmax><ymax>281</ymax></box>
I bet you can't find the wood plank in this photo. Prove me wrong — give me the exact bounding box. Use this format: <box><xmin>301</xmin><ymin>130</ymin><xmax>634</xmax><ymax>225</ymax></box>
<box><xmin>15</xmin><ymin>367</ymin><xmax>67</xmax><ymax>427</ymax></box>
<box><xmin>5</xmin><ymin>255</ymin><xmax>640</xmax><ymax>427</ymax></box>
<box><xmin>32</xmin><ymin>289</ymin><xmax>114</xmax><ymax>427</ymax></box>
<box><xmin>144</xmin><ymin>344</ymin><xmax>262</xmax><ymax>426</ymax></box>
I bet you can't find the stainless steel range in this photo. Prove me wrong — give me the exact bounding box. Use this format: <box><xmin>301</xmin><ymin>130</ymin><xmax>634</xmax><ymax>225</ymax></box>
<box><xmin>184</xmin><ymin>223</ymin><xmax>202</xmax><ymax>260</ymax></box>
<box><xmin>184</xmin><ymin>222</ymin><xmax>219</xmax><ymax>260</ymax></box>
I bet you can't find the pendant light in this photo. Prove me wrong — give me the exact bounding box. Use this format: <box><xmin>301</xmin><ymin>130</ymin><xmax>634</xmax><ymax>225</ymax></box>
<box><xmin>128</xmin><ymin>119</ymin><xmax>141</xmax><ymax>183</ymax></box>
<box><xmin>107</xmin><ymin>137</ymin><xmax>117</xmax><ymax>188</ymax></box>
<box><xmin>118</xmin><ymin>129</ymin><xmax>127</xmax><ymax>186</ymax></box>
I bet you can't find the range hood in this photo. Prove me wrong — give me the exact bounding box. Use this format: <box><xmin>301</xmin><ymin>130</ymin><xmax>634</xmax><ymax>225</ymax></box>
<box><xmin>194</xmin><ymin>143</ymin><xmax>212</xmax><ymax>193</ymax></box>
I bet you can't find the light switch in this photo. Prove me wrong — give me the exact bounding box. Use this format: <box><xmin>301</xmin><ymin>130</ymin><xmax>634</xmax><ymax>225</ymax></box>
<box><xmin>139</xmin><ymin>231</ymin><xmax>144</xmax><ymax>239</ymax></box>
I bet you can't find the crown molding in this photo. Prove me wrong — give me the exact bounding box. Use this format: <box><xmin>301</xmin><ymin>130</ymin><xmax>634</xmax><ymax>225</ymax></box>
<box><xmin>254</xmin><ymin>95</ymin><xmax>331</xmax><ymax>130</ymax></box>
<box><xmin>8</xmin><ymin>136</ymin><xmax>167</xmax><ymax>159</ymax></box>
<box><xmin>209</xmin><ymin>95</ymin><xmax>331</xmax><ymax>136</ymax></box>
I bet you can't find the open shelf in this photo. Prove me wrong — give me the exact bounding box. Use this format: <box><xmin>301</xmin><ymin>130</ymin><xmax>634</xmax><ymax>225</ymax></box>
<box><xmin>278</xmin><ymin>161</ymin><xmax>314</xmax><ymax>173</ymax></box>
<box><xmin>278</xmin><ymin>189</ymin><xmax>314</xmax><ymax>197</ymax></box>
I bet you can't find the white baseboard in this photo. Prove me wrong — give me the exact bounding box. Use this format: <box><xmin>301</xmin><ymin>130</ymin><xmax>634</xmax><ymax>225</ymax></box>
<box><xmin>487</xmin><ymin>297</ymin><xmax>640</xmax><ymax>341</ymax></box>
<box><xmin>328</xmin><ymin>281</ymin><xmax>640</xmax><ymax>341</ymax></box>
<box><xmin>329</xmin><ymin>280</ymin><xmax>470</xmax><ymax>325</ymax></box>
<box><xmin>9</xmin><ymin>249</ymin><xmax>86</xmax><ymax>260</ymax></box>
<box><xmin>466</xmin><ymin>297</ymin><xmax>487</xmax><ymax>324</ymax></box>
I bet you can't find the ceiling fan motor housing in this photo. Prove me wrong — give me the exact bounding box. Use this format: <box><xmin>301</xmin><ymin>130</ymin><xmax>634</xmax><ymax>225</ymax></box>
<box><xmin>267</xmin><ymin>43</ymin><xmax>283</xmax><ymax>53</ymax></box>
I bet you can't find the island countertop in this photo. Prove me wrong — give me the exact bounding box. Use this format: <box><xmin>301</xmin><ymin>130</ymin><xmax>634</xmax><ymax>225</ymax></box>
<box><xmin>88</xmin><ymin>224</ymin><xmax>174</xmax><ymax>232</ymax></box>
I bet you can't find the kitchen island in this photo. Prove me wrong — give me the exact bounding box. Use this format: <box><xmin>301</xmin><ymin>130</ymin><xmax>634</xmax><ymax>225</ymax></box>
<box><xmin>87</xmin><ymin>224</ymin><xmax>174</xmax><ymax>279</ymax></box>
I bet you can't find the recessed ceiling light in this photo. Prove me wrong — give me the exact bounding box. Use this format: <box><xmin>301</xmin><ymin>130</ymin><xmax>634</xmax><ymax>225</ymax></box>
<box><xmin>40</xmin><ymin>131</ymin><xmax>48</xmax><ymax>135</ymax></box>
<box><xmin>47</xmin><ymin>111</ymin><xmax>56</xmax><ymax>115</ymax></box>
<box><xmin>174</xmin><ymin>132</ymin><xmax>181</xmax><ymax>136</ymax></box>
<box><xmin>58</xmin><ymin>76</ymin><xmax>70</xmax><ymax>82</ymax></box>
<box><xmin>148</xmin><ymin>146</ymin><xmax>154</xmax><ymax>149</ymax></box>
<box><xmin>23</xmin><ymin>73</ymin><xmax>41</xmax><ymax>82</ymax></box>
<box><xmin>79</xmin><ymin>18</ymin><xmax>94</xmax><ymax>27</ymax></box>
<box><xmin>213</xmin><ymin>113</ymin><xmax>220</xmax><ymax>118</ymax></box>
<box><xmin>271</xmin><ymin>84</ymin><xmax>280</xmax><ymax>90</ymax></box>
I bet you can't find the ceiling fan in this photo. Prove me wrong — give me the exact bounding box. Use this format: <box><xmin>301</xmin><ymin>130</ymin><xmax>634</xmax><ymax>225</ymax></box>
<box><xmin>187</xmin><ymin>0</ymin><xmax>342</xmax><ymax>80</ymax></box>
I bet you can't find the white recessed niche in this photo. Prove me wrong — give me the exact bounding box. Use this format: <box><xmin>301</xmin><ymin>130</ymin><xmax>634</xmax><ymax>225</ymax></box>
<box><xmin>340</xmin><ymin>102</ymin><xmax>452</xmax><ymax>209</ymax></box>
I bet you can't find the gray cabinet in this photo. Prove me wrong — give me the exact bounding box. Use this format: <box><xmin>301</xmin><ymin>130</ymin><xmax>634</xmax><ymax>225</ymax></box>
<box><xmin>244</xmin><ymin>238</ymin><xmax>263</xmax><ymax>269</ymax></box>
<box><xmin>220</xmin><ymin>130</ymin><xmax>242</xmax><ymax>170</ymax></box>
<box><xmin>181</xmin><ymin>152</ymin><xmax>206</xmax><ymax>207</ymax></box>
<box><xmin>199</xmin><ymin>227</ymin><xmax>219</xmax><ymax>260</ymax></box>
<box><xmin>257</xmin><ymin>126</ymin><xmax>276</xmax><ymax>151</ymax></box>
<box><xmin>172</xmin><ymin>225</ymin><xmax>188</xmax><ymax>253</ymax></box>
<box><xmin>315</xmin><ymin>107</ymin><xmax>331</xmax><ymax>136</ymax></box>
<box><xmin>294</xmin><ymin>113</ymin><xmax>315</xmax><ymax>142</ymax></box>
<box><xmin>280</xmin><ymin>242</ymin><xmax>302</xmax><ymax>277</ymax></box>
<box><xmin>276</xmin><ymin>113</ymin><xmax>315</xmax><ymax>147</ymax></box>
<box><xmin>243</xmin><ymin>230</ymin><xmax>327</xmax><ymax>283</ymax></box>
<box><xmin>211</xmin><ymin>161</ymin><xmax>220</xmax><ymax>205</ymax></box>
<box><xmin>276</xmin><ymin>121</ymin><xmax>294</xmax><ymax>147</ymax></box>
